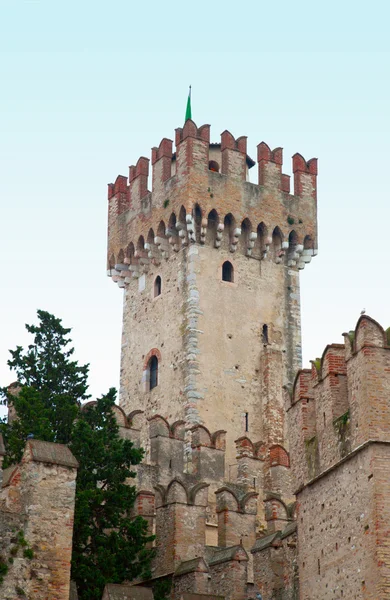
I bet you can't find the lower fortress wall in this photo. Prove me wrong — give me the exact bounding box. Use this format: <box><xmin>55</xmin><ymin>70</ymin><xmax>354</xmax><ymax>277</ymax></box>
<box><xmin>1</xmin><ymin>314</ymin><xmax>390</xmax><ymax>600</ymax></box>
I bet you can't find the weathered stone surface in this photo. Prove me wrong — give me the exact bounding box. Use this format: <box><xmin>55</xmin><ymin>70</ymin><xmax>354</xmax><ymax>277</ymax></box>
<box><xmin>0</xmin><ymin>440</ymin><xmax>78</xmax><ymax>600</ymax></box>
<box><xmin>102</xmin><ymin>584</ymin><xmax>153</xmax><ymax>600</ymax></box>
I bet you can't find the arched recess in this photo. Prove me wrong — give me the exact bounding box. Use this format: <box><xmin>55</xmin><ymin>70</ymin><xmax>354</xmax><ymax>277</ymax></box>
<box><xmin>179</xmin><ymin>205</ymin><xmax>186</xmax><ymax>225</ymax></box>
<box><xmin>145</xmin><ymin>229</ymin><xmax>155</xmax><ymax>261</ymax></box>
<box><xmin>269</xmin><ymin>444</ymin><xmax>290</xmax><ymax>468</ymax></box>
<box><xmin>147</xmin><ymin>228</ymin><xmax>155</xmax><ymax>246</ymax></box>
<box><xmin>239</xmin><ymin>218</ymin><xmax>252</xmax><ymax>255</ymax></box>
<box><xmin>288</xmin><ymin>230</ymin><xmax>298</xmax><ymax>261</ymax></box>
<box><xmin>166</xmin><ymin>479</ymin><xmax>188</xmax><ymax>504</ymax></box>
<box><xmin>143</xmin><ymin>348</ymin><xmax>162</xmax><ymax>392</ymax></box>
<box><xmin>168</xmin><ymin>212</ymin><xmax>177</xmax><ymax>232</ymax></box>
<box><xmin>136</xmin><ymin>235</ymin><xmax>145</xmax><ymax>258</ymax></box>
<box><xmin>157</xmin><ymin>220</ymin><xmax>166</xmax><ymax>238</ymax></box>
<box><xmin>223</xmin><ymin>213</ymin><xmax>236</xmax><ymax>251</ymax></box>
<box><xmin>175</xmin><ymin>205</ymin><xmax>188</xmax><ymax>246</ymax></box>
<box><xmin>222</xmin><ymin>260</ymin><xmax>234</xmax><ymax>283</ymax></box>
<box><xmin>193</xmin><ymin>203</ymin><xmax>202</xmax><ymax>243</ymax></box>
<box><xmin>209</xmin><ymin>160</ymin><xmax>220</xmax><ymax>173</ymax></box>
<box><xmin>254</xmin><ymin>222</ymin><xmax>268</xmax><ymax>259</ymax></box>
<box><xmin>154</xmin><ymin>275</ymin><xmax>162</xmax><ymax>297</ymax></box>
<box><xmin>206</xmin><ymin>209</ymin><xmax>219</xmax><ymax>246</ymax></box>
<box><xmin>126</xmin><ymin>242</ymin><xmax>135</xmax><ymax>264</ymax></box>
<box><xmin>272</xmin><ymin>227</ymin><xmax>283</xmax><ymax>260</ymax></box>
<box><xmin>117</xmin><ymin>249</ymin><xmax>125</xmax><ymax>266</ymax></box>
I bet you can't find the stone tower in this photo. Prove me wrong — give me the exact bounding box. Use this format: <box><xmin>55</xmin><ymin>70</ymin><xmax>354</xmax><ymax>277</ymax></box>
<box><xmin>107</xmin><ymin>119</ymin><xmax>317</xmax><ymax>465</ymax></box>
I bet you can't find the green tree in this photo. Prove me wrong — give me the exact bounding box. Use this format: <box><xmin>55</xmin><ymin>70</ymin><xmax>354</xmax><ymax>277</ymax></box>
<box><xmin>71</xmin><ymin>390</ymin><xmax>153</xmax><ymax>600</ymax></box>
<box><xmin>0</xmin><ymin>311</ymin><xmax>153</xmax><ymax>598</ymax></box>
<box><xmin>0</xmin><ymin>386</ymin><xmax>54</xmax><ymax>467</ymax></box>
<box><xmin>1</xmin><ymin>310</ymin><xmax>89</xmax><ymax>466</ymax></box>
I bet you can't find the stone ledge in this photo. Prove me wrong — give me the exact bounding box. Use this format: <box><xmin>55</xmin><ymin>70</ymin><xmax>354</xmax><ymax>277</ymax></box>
<box><xmin>25</xmin><ymin>439</ymin><xmax>79</xmax><ymax>469</ymax></box>
<box><xmin>102</xmin><ymin>583</ymin><xmax>153</xmax><ymax>600</ymax></box>
<box><xmin>295</xmin><ymin>439</ymin><xmax>390</xmax><ymax>494</ymax></box>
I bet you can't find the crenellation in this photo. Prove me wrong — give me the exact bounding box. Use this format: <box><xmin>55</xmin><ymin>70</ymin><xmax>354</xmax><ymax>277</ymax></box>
<box><xmin>220</xmin><ymin>131</ymin><xmax>247</xmax><ymax>180</ymax></box>
<box><xmin>129</xmin><ymin>156</ymin><xmax>150</xmax><ymax>210</ymax></box>
<box><xmin>287</xmin><ymin>314</ymin><xmax>390</xmax><ymax>599</ymax></box>
<box><xmin>292</xmin><ymin>152</ymin><xmax>318</xmax><ymax>199</ymax></box>
<box><xmin>107</xmin><ymin>120</ymin><xmax>318</xmax><ymax>284</ymax></box>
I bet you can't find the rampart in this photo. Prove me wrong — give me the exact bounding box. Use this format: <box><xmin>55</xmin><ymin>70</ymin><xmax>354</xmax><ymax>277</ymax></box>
<box><xmin>288</xmin><ymin>314</ymin><xmax>390</xmax><ymax>599</ymax></box>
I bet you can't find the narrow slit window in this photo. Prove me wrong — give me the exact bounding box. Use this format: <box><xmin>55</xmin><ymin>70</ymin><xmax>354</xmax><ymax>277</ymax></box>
<box><xmin>149</xmin><ymin>356</ymin><xmax>158</xmax><ymax>390</ymax></box>
<box><xmin>222</xmin><ymin>261</ymin><xmax>234</xmax><ymax>282</ymax></box>
<box><xmin>245</xmin><ymin>412</ymin><xmax>249</xmax><ymax>432</ymax></box>
<box><xmin>262</xmin><ymin>324</ymin><xmax>269</xmax><ymax>344</ymax></box>
<box><xmin>154</xmin><ymin>275</ymin><xmax>162</xmax><ymax>297</ymax></box>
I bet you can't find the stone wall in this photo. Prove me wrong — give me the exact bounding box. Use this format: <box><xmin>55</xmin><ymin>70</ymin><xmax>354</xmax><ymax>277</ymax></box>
<box><xmin>0</xmin><ymin>439</ymin><xmax>78</xmax><ymax>600</ymax></box>
<box><xmin>289</xmin><ymin>314</ymin><xmax>390</xmax><ymax>600</ymax></box>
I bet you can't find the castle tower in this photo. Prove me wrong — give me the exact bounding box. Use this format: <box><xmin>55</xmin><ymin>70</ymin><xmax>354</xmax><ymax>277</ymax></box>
<box><xmin>107</xmin><ymin>119</ymin><xmax>318</xmax><ymax>465</ymax></box>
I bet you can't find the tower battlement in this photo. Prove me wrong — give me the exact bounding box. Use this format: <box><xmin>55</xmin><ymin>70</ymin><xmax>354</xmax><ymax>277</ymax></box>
<box><xmin>107</xmin><ymin>120</ymin><xmax>317</xmax><ymax>282</ymax></box>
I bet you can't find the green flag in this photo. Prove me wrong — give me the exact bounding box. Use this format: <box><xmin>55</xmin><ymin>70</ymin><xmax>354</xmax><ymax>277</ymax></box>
<box><xmin>185</xmin><ymin>86</ymin><xmax>192</xmax><ymax>122</ymax></box>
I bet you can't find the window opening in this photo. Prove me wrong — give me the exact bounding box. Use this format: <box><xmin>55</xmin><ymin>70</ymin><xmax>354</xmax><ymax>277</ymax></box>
<box><xmin>154</xmin><ymin>275</ymin><xmax>162</xmax><ymax>297</ymax></box>
<box><xmin>262</xmin><ymin>324</ymin><xmax>269</xmax><ymax>344</ymax></box>
<box><xmin>222</xmin><ymin>261</ymin><xmax>234</xmax><ymax>282</ymax></box>
<box><xmin>149</xmin><ymin>356</ymin><xmax>158</xmax><ymax>390</ymax></box>
<box><xmin>209</xmin><ymin>160</ymin><xmax>220</xmax><ymax>172</ymax></box>
<box><xmin>245</xmin><ymin>412</ymin><xmax>249</xmax><ymax>432</ymax></box>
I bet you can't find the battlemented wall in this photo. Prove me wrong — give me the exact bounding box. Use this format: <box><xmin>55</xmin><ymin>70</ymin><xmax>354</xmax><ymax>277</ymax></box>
<box><xmin>107</xmin><ymin>120</ymin><xmax>318</xmax><ymax>467</ymax></box>
<box><xmin>78</xmin><ymin>403</ymin><xmax>297</xmax><ymax>600</ymax></box>
<box><xmin>289</xmin><ymin>315</ymin><xmax>390</xmax><ymax>599</ymax></box>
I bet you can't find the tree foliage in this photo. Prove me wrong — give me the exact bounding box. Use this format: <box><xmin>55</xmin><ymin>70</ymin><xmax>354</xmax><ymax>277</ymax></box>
<box><xmin>1</xmin><ymin>310</ymin><xmax>89</xmax><ymax>465</ymax></box>
<box><xmin>71</xmin><ymin>391</ymin><xmax>153</xmax><ymax>600</ymax></box>
<box><xmin>0</xmin><ymin>310</ymin><xmax>153</xmax><ymax>600</ymax></box>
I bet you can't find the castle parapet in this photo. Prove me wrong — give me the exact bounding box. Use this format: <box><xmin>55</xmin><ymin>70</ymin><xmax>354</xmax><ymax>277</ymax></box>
<box><xmin>149</xmin><ymin>416</ymin><xmax>186</xmax><ymax>472</ymax></box>
<box><xmin>221</xmin><ymin>130</ymin><xmax>247</xmax><ymax>180</ymax></box>
<box><xmin>292</xmin><ymin>153</ymin><xmax>318</xmax><ymax>199</ymax></box>
<box><xmin>215</xmin><ymin>487</ymin><xmax>258</xmax><ymax>552</ymax></box>
<box><xmin>107</xmin><ymin>120</ymin><xmax>318</xmax><ymax>281</ymax></box>
<box><xmin>289</xmin><ymin>314</ymin><xmax>390</xmax><ymax>490</ymax></box>
<box><xmin>191</xmin><ymin>425</ymin><xmax>226</xmax><ymax>480</ymax></box>
<box><xmin>154</xmin><ymin>479</ymin><xmax>209</xmax><ymax>575</ymax></box>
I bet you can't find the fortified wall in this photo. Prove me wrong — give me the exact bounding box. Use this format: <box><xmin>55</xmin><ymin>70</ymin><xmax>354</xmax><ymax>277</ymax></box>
<box><xmin>288</xmin><ymin>314</ymin><xmax>390</xmax><ymax>600</ymax></box>
<box><xmin>81</xmin><ymin>402</ymin><xmax>298</xmax><ymax>600</ymax></box>
<box><xmin>3</xmin><ymin>316</ymin><xmax>390</xmax><ymax>600</ymax></box>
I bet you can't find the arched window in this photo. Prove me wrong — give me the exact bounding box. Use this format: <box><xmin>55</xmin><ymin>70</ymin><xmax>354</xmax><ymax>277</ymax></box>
<box><xmin>149</xmin><ymin>356</ymin><xmax>158</xmax><ymax>390</ymax></box>
<box><xmin>209</xmin><ymin>160</ymin><xmax>220</xmax><ymax>172</ymax></box>
<box><xmin>154</xmin><ymin>276</ymin><xmax>162</xmax><ymax>297</ymax></box>
<box><xmin>222</xmin><ymin>261</ymin><xmax>234</xmax><ymax>282</ymax></box>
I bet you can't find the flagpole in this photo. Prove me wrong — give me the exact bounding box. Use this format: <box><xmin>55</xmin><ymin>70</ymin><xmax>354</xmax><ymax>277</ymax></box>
<box><xmin>185</xmin><ymin>86</ymin><xmax>192</xmax><ymax>122</ymax></box>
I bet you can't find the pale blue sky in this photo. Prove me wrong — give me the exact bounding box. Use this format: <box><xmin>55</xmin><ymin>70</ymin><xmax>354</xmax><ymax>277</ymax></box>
<box><xmin>1</xmin><ymin>0</ymin><xmax>390</xmax><ymax>415</ymax></box>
